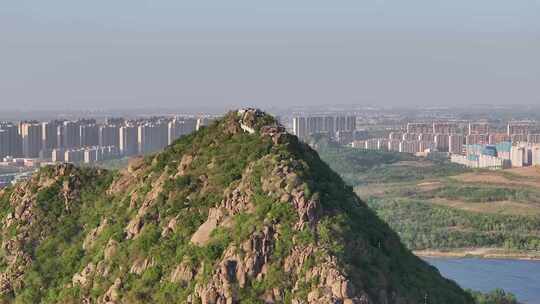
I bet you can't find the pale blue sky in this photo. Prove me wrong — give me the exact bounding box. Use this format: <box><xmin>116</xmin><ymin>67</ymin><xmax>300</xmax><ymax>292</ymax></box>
<box><xmin>1</xmin><ymin>1</ymin><xmax>539</xmax><ymax>109</ymax></box>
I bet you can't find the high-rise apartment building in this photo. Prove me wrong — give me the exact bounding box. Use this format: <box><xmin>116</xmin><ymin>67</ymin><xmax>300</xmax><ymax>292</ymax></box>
<box><xmin>388</xmin><ymin>140</ymin><xmax>400</xmax><ymax>152</ymax></box>
<box><xmin>183</xmin><ymin>118</ymin><xmax>197</xmax><ymax>135</ymax></box>
<box><xmin>399</xmin><ymin>140</ymin><xmax>421</xmax><ymax>154</ymax></box>
<box><xmin>468</xmin><ymin>122</ymin><xmax>490</xmax><ymax>135</ymax></box>
<box><xmin>335</xmin><ymin>116</ymin><xmax>356</xmax><ymax>132</ymax></box>
<box><xmin>511</xmin><ymin>134</ymin><xmax>527</xmax><ymax>143</ymax></box>
<box><xmin>377</xmin><ymin>139</ymin><xmax>389</xmax><ymax>151</ymax></box>
<box><xmin>365</xmin><ymin>139</ymin><xmax>379</xmax><ymax>150</ymax></box>
<box><xmin>335</xmin><ymin>130</ymin><xmax>354</xmax><ymax>145</ymax></box>
<box><xmin>434</xmin><ymin>134</ymin><xmax>450</xmax><ymax>152</ymax></box>
<box><xmin>20</xmin><ymin>122</ymin><xmax>43</xmax><ymax>158</ymax></box>
<box><xmin>507</xmin><ymin>123</ymin><xmax>530</xmax><ymax>136</ymax></box>
<box><xmin>0</xmin><ymin>130</ymin><xmax>9</xmax><ymax>159</ymax></box>
<box><xmin>65</xmin><ymin>149</ymin><xmax>84</xmax><ymax>163</ymax></box>
<box><xmin>292</xmin><ymin>115</ymin><xmax>355</xmax><ymax>140</ymax></box>
<box><xmin>407</xmin><ymin>123</ymin><xmax>431</xmax><ymax>134</ymax></box>
<box><xmin>306</xmin><ymin>116</ymin><xmax>324</xmax><ymax>135</ymax></box>
<box><xmin>168</xmin><ymin>119</ymin><xmax>182</xmax><ymax>145</ymax></box>
<box><xmin>168</xmin><ymin>118</ymin><xmax>197</xmax><ymax>144</ymax></box>
<box><xmin>419</xmin><ymin>141</ymin><xmax>435</xmax><ymax>152</ymax></box>
<box><xmin>51</xmin><ymin>148</ymin><xmax>65</xmax><ymax>162</ymax></box>
<box><xmin>105</xmin><ymin>117</ymin><xmax>125</xmax><ymax>126</ymax></box>
<box><xmin>80</xmin><ymin>124</ymin><xmax>99</xmax><ymax>147</ymax></box>
<box><xmin>418</xmin><ymin>133</ymin><xmax>435</xmax><ymax>142</ymax></box>
<box><xmin>196</xmin><ymin>117</ymin><xmax>215</xmax><ymax>130</ymax></box>
<box><xmin>449</xmin><ymin>134</ymin><xmax>464</xmax><ymax>154</ymax></box>
<box><xmin>388</xmin><ymin>132</ymin><xmax>403</xmax><ymax>141</ymax></box>
<box><xmin>511</xmin><ymin>145</ymin><xmax>526</xmax><ymax>167</ymax></box>
<box><xmin>292</xmin><ymin>117</ymin><xmax>307</xmax><ymax>139</ymax></box>
<box><xmin>532</xmin><ymin>145</ymin><xmax>540</xmax><ymax>166</ymax></box>
<box><xmin>433</xmin><ymin>122</ymin><xmax>458</xmax><ymax>134</ymax></box>
<box><xmin>62</xmin><ymin>121</ymin><xmax>81</xmax><ymax>149</ymax></box>
<box><xmin>42</xmin><ymin>121</ymin><xmax>60</xmax><ymax>154</ymax></box>
<box><xmin>138</xmin><ymin>122</ymin><xmax>168</xmax><ymax>154</ymax></box>
<box><xmin>84</xmin><ymin>149</ymin><xmax>99</xmax><ymax>164</ymax></box>
<box><xmin>527</xmin><ymin>134</ymin><xmax>540</xmax><ymax>144</ymax></box>
<box><xmin>402</xmin><ymin>133</ymin><xmax>419</xmax><ymax>141</ymax></box>
<box><xmin>99</xmin><ymin>125</ymin><xmax>120</xmax><ymax>147</ymax></box>
<box><xmin>489</xmin><ymin>133</ymin><xmax>511</xmax><ymax>145</ymax></box>
<box><xmin>466</xmin><ymin>134</ymin><xmax>489</xmax><ymax>145</ymax></box>
<box><xmin>119</xmin><ymin>125</ymin><xmax>139</xmax><ymax>156</ymax></box>
<box><xmin>0</xmin><ymin>123</ymin><xmax>22</xmax><ymax>158</ymax></box>
<box><xmin>323</xmin><ymin>116</ymin><xmax>335</xmax><ymax>134</ymax></box>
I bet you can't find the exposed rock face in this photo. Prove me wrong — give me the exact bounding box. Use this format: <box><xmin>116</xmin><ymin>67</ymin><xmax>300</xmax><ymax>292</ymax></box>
<box><xmin>129</xmin><ymin>257</ymin><xmax>155</xmax><ymax>275</ymax></box>
<box><xmin>170</xmin><ymin>261</ymin><xmax>196</xmax><ymax>285</ymax></box>
<box><xmin>0</xmin><ymin>109</ymin><xmax>474</xmax><ymax>304</ymax></box>
<box><xmin>84</xmin><ymin>218</ymin><xmax>109</xmax><ymax>250</ymax></box>
<box><xmin>72</xmin><ymin>263</ymin><xmax>96</xmax><ymax>287</ymax></box>
<box><xmin>101</xmin><ymin>278</ymin><xmax>122</xmax><ymax>304</ymax></box>
<box><xmin>191</xmin><ymin>207</ymin><xmax>227</xmax><ymax>246</ymax></box>
<box><xmin>0</xmin><ymin>164</ymin><xmax>103</xmax><ymax>297</ymax></box>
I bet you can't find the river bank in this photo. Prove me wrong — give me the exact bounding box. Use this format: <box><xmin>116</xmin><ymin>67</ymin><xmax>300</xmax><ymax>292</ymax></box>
<box><xmin>423</xmin><ymin>257</ymin><xmax>540</xmax><ymax>304</ymax></box>
<box><xmin>414</xmin><ymin>247</ymin><xmax>540</xmax><ymax>261</ymax></box>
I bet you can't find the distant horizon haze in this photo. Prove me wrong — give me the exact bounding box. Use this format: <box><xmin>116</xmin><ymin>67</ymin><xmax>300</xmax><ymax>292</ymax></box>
<box><xmin>1</xmin><ymin>1</ymin><xmax>539</xmax><ymax>110</ymax></box>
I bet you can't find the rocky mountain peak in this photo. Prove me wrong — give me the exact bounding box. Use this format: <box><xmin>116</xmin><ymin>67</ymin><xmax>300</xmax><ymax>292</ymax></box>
<box><xmin>0</xmin><ymin>110</ymin><xmax>473</xmax><ymax>303</ymax></box>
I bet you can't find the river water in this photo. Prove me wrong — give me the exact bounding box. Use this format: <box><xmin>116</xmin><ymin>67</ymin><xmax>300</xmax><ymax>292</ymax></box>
<box><xmin>424</xmin><ymin>258</ymin><xmax>540</xmax><ymax>304</ymax></box>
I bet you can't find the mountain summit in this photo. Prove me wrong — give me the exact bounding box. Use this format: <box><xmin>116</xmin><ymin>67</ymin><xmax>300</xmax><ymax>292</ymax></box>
<box><xmin>0</xmin><ymin>109</ymin><xmax>472</xmax><ymax>303</ymax></box>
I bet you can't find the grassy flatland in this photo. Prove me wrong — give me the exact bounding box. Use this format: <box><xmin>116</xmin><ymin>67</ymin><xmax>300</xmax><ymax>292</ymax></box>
<box><xmin>314</xmin><ymin>141</ymin><xmax>540</xmax><ymax>254</ymax></box>
<box><xmin>454</xmin><ymin>167</ymin><xmax>540</xmax><ymax>187</ymax></box>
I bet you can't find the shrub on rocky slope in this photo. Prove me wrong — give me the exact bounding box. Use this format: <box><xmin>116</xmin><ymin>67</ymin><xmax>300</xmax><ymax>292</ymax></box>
<box><xmin>0</xmin><ymin>109</ymin><xmax>472</xmax><ymax>304</ymax></box>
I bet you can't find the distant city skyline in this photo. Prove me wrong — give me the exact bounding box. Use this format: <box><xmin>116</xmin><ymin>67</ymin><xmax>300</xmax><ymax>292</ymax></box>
<box><xmin>1</xmin><ymin>1</ymin><xmax>539</xmax><ymax>109</ymax></box>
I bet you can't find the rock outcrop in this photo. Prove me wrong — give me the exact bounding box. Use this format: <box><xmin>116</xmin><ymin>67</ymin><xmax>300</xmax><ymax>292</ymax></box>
<box><xmin>0</xmin><ymin>109</ymin><xmax>474</xmax><ymax>304</ymax></box>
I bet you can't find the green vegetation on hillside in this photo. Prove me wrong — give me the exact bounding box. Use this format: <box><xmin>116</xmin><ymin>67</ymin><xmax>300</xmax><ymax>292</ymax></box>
<box><xmin>0</xmin><ymin>111</ymin><xmax>474</xmax><ymax>303</ymax></box>
<box><xmin>313</xmin><ymin>139</ymin><xmax>536</xmax><ymax>303</ymax></box>
<box><xmin>314</xmin><ymin>141</ymin><xmax>540</xmax><ymax>252</ymax></box>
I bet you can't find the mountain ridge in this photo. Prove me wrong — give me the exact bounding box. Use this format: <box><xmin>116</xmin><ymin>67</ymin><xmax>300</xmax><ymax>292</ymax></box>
<box><xmin>0</xmin><ymin>109</ymin><xmax>472</xmax><ymax>303</ymax></box>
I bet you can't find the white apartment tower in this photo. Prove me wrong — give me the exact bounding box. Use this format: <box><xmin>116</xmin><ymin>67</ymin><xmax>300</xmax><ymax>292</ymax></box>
<box><xmin>119</xmin><ymin>125</ymin><xmax>139</xmax><ymax>156</ymax></box>
<box><xmin>292</xmin><ymin>117</ymin><xmax>307</xmax><ymax>139</ymax></box>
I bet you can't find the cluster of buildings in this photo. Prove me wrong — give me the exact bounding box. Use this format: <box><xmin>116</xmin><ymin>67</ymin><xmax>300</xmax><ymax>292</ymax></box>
<box><xmin>351</xmin><ymin>121</ymin><xmax>540</xmax><ymax>170</ymax></box>
<box><xmin>0</xmin><ymin>116</ymin><xmax>215</xmax><ymax>165</ymax></box>
<box><xmin>450</xmin><ymin>143</ymin><xmax>540</xmax><ymax>170</ymax></box>
<box><xmin>291</xmin><ymin>115</ymin><xmax>364</xmax><ymax>144</ymax></box>
<box><xmin>352</xmin><ymin>122</ymin><xmax>466</xmax><ymax>154</ymax></box>
<box><xmin>0</xmin><ymin>156</ymin><xmax>44</xmax><ymax>188</ymax></box>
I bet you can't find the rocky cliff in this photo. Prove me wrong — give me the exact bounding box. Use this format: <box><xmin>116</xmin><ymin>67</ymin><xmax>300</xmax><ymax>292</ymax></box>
<box><xmin>0</xmin><ymin>109</ymin><xmax>473</xmax><ymax>303</ymax></box>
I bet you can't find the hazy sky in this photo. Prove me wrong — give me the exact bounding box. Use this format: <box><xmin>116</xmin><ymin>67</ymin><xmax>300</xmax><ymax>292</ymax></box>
<box><xmin>1</xmin><ymin>0</ymin><xmax>539</xmax><ymax>110</ymax></box>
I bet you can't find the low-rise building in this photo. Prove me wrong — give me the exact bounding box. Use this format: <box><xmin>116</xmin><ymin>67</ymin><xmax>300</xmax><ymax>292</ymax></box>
<box><xmin>451</xmin><ymin>154</ymin><xmax>510</xmax><ymax>170</ymax></box>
